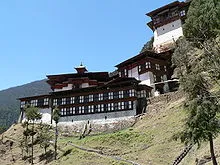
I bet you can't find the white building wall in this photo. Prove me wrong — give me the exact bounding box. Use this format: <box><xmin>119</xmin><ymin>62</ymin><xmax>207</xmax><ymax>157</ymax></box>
<box><xmin>153</xmin><ymin>19</ymin><xmax>183</xmax><ymax>50</ymax></box>
<box><xmin>128</xmin><ymin>67</ymin><xmax>139</xmax><ymax>80</ymax></box>
<box><xmin>54</xmin><ymin>84</ymin><xmax>73</xmax><ymax>92</ymax></box>
<box><xmin>81</xmin><ymin>83</ymin><xmax>89</xmax><ymax>88</ymax></box>
<box><xmin>139</xmin><ymin>72</ymin><xmax>151</xmax><ymax>86</ymax></box>
<box><xmin>22</xmin><ymin>108</ymin><xmax>52</xmax><ymax>124</ymax></box>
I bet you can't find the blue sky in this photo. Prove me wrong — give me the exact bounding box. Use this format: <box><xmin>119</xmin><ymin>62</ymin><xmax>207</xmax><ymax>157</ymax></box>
<box><xmin>0</xmin><ymin>0</ymin><xmax>175</xmax><ymax>90</ymax></box>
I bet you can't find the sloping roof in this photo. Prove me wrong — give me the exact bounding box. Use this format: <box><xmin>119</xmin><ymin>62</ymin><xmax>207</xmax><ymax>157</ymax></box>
<box><xmin>115</xmin><ymin>50</ymin><xmax>167</xmax><ymax>68</ymax></box>
<box><xmin>146</xmin><ymin>1</ymin><xmax>180</xmax><ymax>17</ymax></box>
<box><xmin>46</xmin><ymin>72</ymin><xmax>110</xmax><ymax>87</ymax></box>
<box><xmin>18</xmin><ymin>94</ymin><xmax>50</xmax><ymax>101</ymax></box>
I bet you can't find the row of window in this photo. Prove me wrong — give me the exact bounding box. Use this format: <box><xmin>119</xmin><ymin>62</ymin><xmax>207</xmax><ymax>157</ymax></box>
<box><xmin>153</xmin><ymin>74</ymin><xmax>167</xmax><ymax>83</ymax></box>
<box><xmin>53</xmin><ymin>89</ymin><xmax>136</xmax><ymax>106</ymax></box>
<box><xmin>60</xmin><ymin>101</ymin><xmax>133</xmax><ymax>116</ymax></box>
<box><xmin>120</xmin><ymin>63</ymin><xmax>167</xmax><ymax>77</ymax></box>
<box><xmin>21</xmin><ymin>98</ymin><xmax>49</xmax><ymax>108</ymax></box>
<box><xmin>153</xmin><ymin>10</ymin><xmax>186</xmax><ymax>24</ymax></box>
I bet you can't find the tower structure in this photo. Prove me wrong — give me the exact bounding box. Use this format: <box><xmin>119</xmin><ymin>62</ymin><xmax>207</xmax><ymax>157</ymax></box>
<box><xmin>147</xmin><ymin>1</ymin><xmax>190</xmax><ymax>53</ymax></box>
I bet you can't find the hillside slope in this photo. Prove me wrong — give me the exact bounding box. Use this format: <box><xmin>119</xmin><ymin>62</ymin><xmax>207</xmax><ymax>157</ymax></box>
<box><xmin>0</xmin><ymin>79</ymin><xmax>51</xmax><ymax>128</ymax></box>
<box><xmin>1</xmin><ymin>92</ymin><xmax>220</xmax><ymax>165</ymax></box>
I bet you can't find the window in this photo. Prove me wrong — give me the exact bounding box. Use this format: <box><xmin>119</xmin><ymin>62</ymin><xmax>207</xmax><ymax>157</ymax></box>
<box><xmin>124</xmin><ymin>69</ymin><xmax>128</xmax><ymax>77</ymax></box>
<box><xmin>62</xmin><ymin>108</ymin><xmax>66</xmax><ymax>116</ymax></box>
<box><xmin>139</xmin><ymin>90</ymin><xmax>146</xmax><ymax>98</ymax></box>
<box><xmin>153</xmin><ymin>17</ymin><xmax>160</xmax><ymax>24</ymax></box>
<box><xmin>79</xmin><ymin>107</ymin><xmax>82</xmax><ymax>114</ymax></box>
<box><xmin>155</xmin><ymin>64</ymin><xmax>160</xmax><ymax>70</ymax></box>
<box><xmin>99</xmin><ymin>93</ymin><xmax>103</xmax><ymax>101</ymax></box>
<box><xmin>125</xmin><ymin>101</ymin><xmax>129</xmax><ymax>109</ymax></box>
<box><xmin>154</xmin><ymin>75</ymin><xmax>157</xmax><ymax>82</ymax></box>
<box><xmin>94</xmin><ymin>105</ymin><xmax>98</xmax><ymax>112</ymax></box>
<box><xmin>180</xmin><ymin>10</ymin><xmax>185</xmax><ymax>16</ymax></box>
<box><xmin>129</xmin><ymin>101</ymin><xmax>132</xmax><ymax>109</ymax></box>
<box><xmin>103</xmin><ymin>93</ymin><xmax>108</xmax><ymax>100</ymax></box>
<box><xmin>129</xmin><ymin>89</ymin><xmax>135</xmax><ymax>97</ymax></box>
<box><xmin>44</xmin><ymin>98</ymin><xmax>49</xmax><ymax>105</ymax></box>
<box><xmin>119</xmin><ymin>91</ymin><xmax>123</xmax><ymax>98</ymax></box>
<box><xmin>93</xmin><ymin>94</ymin><xmax>99</xmax><ymax>102</ymax></box>
<box><xmin>75</xmin><ymin>107</ymin><xmax>79</xmax><ymax>114</ymax></box>
<box><xmin>111</xmin><ymin>103</ymin><xmax>114</xmax><ymax>111</ymax></box>
<box><xmin>118</xmin><ymin>102</ymin><xmax>121</xmax><ymax>110</ymax></box>
<box><xmin>114</xmin><ymin>102</ymin><xmax>118</xmax><ymax>111</ymax></box>
<box><xmin>53</xmin><ymin>99</ymin><xmax>57</xmax><ymax>106</ymax></box>
<box><xmin>138</xmin><ymin>65</ymin><xmax>141</xmax><ymax>72</ymax></box>
<box><xmin>31</xmin><ymin>100</ymin><xmax>38</xmax><ymax>106</ymax></box>
<box><xmin>61</xmin><ymin>108</ymin><xmax>64</xmax><ymax>116</ymax></box>
<box><xmin>70</xmin><ymin>107</ymin><xmax>75</xmax><ymax>115</ymax></box>
<box><xmin>89</xmin><ymin>95</ymin><xmax>93</xmax><ymax>102</ymax></box>
<box><xmin>81</xmin><ymin>106</ymin><xmax>84</xmax><ymax>114</ymax></box>
<box><xmin>104</xmin><ymin>104</ymin><xmax>108</xmax><ymax>112</ymax></box>
<box><xmin>65</xmin><ymin>97</ymin><xmax>70</xmax><ymax>104</ymax></box>
<box><xmin>84</xmin><ymin>95</ymin><xmax>89</xmax><ymax>103</ymax></box>
<box><xmin>124</xmin><ymin>90</ymin><xmax>129</xmax><ymax>98</ymax></box>
<box><xmin>79</xmin><ymin>96</ymin><xmax>84</xmax><ymax>103</ymax></box>
<box><xmin>88</xmin><ymin>105</ymin><xmax>94</xmax><ymax>113</ymax></box>
<box><xmin>97</xmin><ymin>105</ymin><xmax>101</xmax><ymax>112</ymax></box>
<box><xmin>101</xmin><ymin>104</ymin><xmax>104</xmax><ymax>112</ymax></box>
<box><xmin>84</xmin><ymin>106</ymin><xmax>88</xmax><ymax>113</ymax></box>
<box><xmin>70</xmin><ymin>97</ymin><xmax>75</xmax><ymax>104</ymax></box>
<box><xmin>57</xmin><ymin>98</ymin><xmax>62</xmax><ymax>105</ymax></box>
<box><xmin>66</xmin><ymin>108</ymin><xmax>70</xmax><ymax>115</ymax></box>
<box><xmin>62</xmin><ymin>98</ymin><xmax>66</xmax><ymax>105</ymax></box>
<box><xmin>113</xmin><ymin>91</ymin><xmax>119</xmax><ymax>99</ymax></box>
<box><xmin>121</xmin><ymin>102</ymin><xmax>125</xmax><ymax>110</ymax></box>
<box><xmin>38</xmin><ymin>99</ymin><xmax>44</xmax><ymax>106</ymax></box>
<box><xmin>146</xmin><ymin>62</ymin><xmax>151</xmax><ymax>69</ymax></box>
<box><xmin>119</xmin><ymin>72</ymin><xmax>121</xmax><ymax>77</ymax></box>
<box><xmin>109</xmin><ymin>92</ymin><xmax>113</xmax><ymax>99</ymax></box>
<box><xmin>21</xmin><ymin>101</ymin><xmax>25</xmax><ymax>108</ymax></box>
<box><xmin>164</xmin><ymin>66</ymin><xmax>167</xmax><ymax>72</ymax></box>
<box><xmin>75</xmin><ymin>96</ymin><xmax>79</xmax><ymax>104</ymax></box>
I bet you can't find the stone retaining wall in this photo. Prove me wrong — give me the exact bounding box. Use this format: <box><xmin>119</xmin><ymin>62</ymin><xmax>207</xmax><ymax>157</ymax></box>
<box><xmin>58</xmin><ymin>116</ymin><xmax>136</xmax><ymax>136</ymax></box>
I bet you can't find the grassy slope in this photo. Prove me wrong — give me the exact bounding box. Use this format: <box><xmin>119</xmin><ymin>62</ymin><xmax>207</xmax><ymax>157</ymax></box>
<box><xmin>1</xmin><ymin>93</ymin><xmax>220</xmax><ymax>165</ymax></box>
<box><xmin>56</xmin><ymin>97</ymin><xmax>186</xmax><ymax>165</ymax></box>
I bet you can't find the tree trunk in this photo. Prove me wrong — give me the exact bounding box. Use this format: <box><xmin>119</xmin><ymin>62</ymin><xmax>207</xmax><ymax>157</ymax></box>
<box><xmin>26</xmin><ymin>122</ymin><xmax>29</xmax><ymax>156</ymax></box>
<box><xmin>209</xmin><ymin>134</ymin><xmax>218</xmax><ymax>165</ymax></box>
<box><xmin>31</xmin><ymin>121</ymin><xmax>34</xmax><ymax>165</ymax></box>
<box><xmin>55</xmin><ymin>123</ymin><xmax>58</xmax><ymax>160</ymax></box>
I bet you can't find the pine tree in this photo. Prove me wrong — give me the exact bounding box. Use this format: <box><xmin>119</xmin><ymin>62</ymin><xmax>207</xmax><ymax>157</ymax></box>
<box><xmin>38</xmin><ymin>124</ymin><xmax>53</xmax><ymax>154</ymax></box>
<box><xmin>25</xmin><ymin>106</ymin><xmax>42</xmax><ymax>165</ymax></box>
<box><xmin>184</xmin><ymin>0</ymin><xmax>220</xmax><ymax>42</ymax></box>
<box><xmin>172</xmin><ymin>1</ymin><xmax>220</xmax><ymax>163</ymax></box>
<box><xmin>52</xmin><ymin>106</ymin><xmax>60</xmax><ymax>160</ymax></box>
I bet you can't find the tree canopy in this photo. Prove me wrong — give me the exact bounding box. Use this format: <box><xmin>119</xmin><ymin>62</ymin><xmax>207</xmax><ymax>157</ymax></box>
<box><xmin>184</xmin><ymin>0</ymin><xmax>220</xmax><ymax>42</ymax></box>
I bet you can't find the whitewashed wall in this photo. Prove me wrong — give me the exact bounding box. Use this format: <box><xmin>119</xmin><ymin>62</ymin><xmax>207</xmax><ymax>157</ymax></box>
<box><xmin>22</xmin><ymin>108</ymin><xmax>52</xmax><ymax>124</ymax></box>
<box><xmin>128</xmin><ymin>67</ymin><xmax>139</xmax><ymax>80</ymax></box>
<box><xmin>153</xmin><ymin>19</ymin><xmax>183</xmax><ymax>49</ymax></box>
<box><xmin>81</xmin><ymin>83</ymin><xmax>89</xmax><ymax>88</ymax></box>
<box><xmin>54</xmin><ymin>84</ymin><xmax>73</xmax><ymax>92</ymax></box>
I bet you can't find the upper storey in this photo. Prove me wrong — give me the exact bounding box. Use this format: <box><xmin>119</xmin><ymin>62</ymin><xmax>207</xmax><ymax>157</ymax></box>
<box><xmin>146</xmin><ymin>1</ymin><xmax>189</xmax><ymax>30</ymax></box>
<box><xmin>47</xmin><ymin>64</ymin><xmax>111</xmax><ymax>92</ymax></box>
<box><xmin>146</xmin><ymin>1</ymin><xmax>190</xmax><ymax>53</ymax></box>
